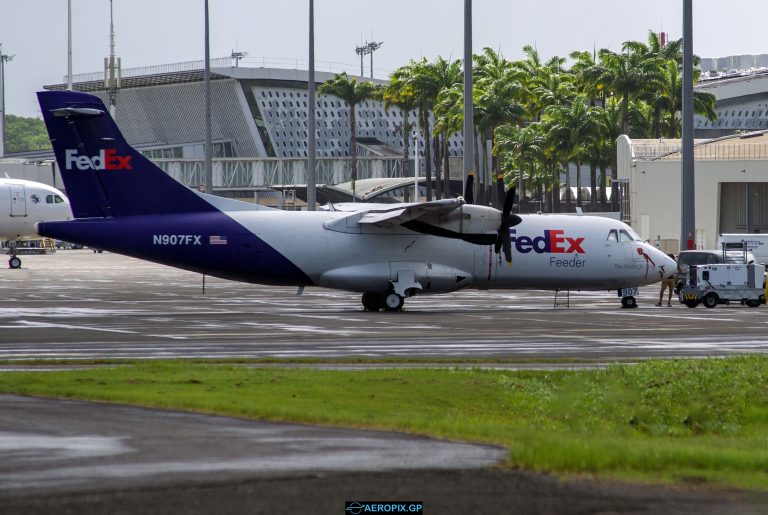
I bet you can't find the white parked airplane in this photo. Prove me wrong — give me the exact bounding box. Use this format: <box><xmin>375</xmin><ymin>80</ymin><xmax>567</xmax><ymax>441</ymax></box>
<box><xmin>1</xmin><ymin>178</ymin><xmax>72</xmax><ymax>268</ymax></box>
<box><xmin>35</xmin><ymin>90</ymin><xmax>675</xmax><ymax>309</ymax></box>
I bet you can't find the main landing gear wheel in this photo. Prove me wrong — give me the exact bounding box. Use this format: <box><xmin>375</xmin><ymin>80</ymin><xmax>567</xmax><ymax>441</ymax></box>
<box><xmin>383</xmin><ymin>292</ymin><xmax>404</xmax><ymax>312</ymax></box>
<box><xmin>8</xmin><ymin>256</ymin><xmax>21</xmax><ymax>269</ymax></box>
<box><xmin>361</xmin><ymin>292</ymin><xmax>384</xmax><ymax>311</ymax></box>
<box><xmin>620</xmin><ymin>296</ymin><xmax>637</xmax><ymax>309</ymax></box>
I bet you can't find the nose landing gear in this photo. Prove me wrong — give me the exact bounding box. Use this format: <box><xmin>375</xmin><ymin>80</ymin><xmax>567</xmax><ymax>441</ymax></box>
<box><xmin>621</xmin><ymin>296</ymin><xmax>638</xmax><ymax>309</ymax></box>
<box><xmin>8</xmin><ymin>255</ymin><xmax>21</xmax><ymax>269</ymax></box>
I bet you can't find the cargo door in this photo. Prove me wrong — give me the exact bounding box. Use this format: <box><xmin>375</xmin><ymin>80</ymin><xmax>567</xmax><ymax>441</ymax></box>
<box><xmin>9</xmin><ymin>185</ymin><xmax>26</xmax><ymax>217</ymax></box>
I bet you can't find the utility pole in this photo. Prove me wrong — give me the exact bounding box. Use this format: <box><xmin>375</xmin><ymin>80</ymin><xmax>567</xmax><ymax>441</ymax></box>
<box><xmin>203</xmin><ymin>0</ymin><xmax>213</xmax><ymax>196</ymax></box>
<box><xmin>67</xmin><ymin>0</ymin><xmax>72</xmax><ymax>90</ymax></box>
<box><xmin>307</xmin><ymin>0</ymin><xmax>316</xmax><ymax>210</ymax></box>
<box><xmin>104</xmin><ymin>0</ymin><xmax>121</xmax><ymax>118</ymax></box>
<box><xmin>463</xmin><ymin>0</ymin><xmax>474</xmax><ymax>196</ymax></box>
<box><xmin>0</xmin><ymin>44</ymin><xmax>13</xmax><ymax>158</ymax></box>
<box><xmin>681</xmin><ymin>0</ymin><xmax>695</xmax><ymax>250</ymax></box>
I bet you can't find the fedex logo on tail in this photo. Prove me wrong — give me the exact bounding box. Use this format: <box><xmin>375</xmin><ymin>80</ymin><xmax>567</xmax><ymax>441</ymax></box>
<box><xmin>65</xmin><ymin>149</ymin><xmax>132</xmax><ymax>171</ymax></box>
<box><xmin>510</xmin><ymin>229</ymin><xmax>586</xmax><ymax>254</ymax></box>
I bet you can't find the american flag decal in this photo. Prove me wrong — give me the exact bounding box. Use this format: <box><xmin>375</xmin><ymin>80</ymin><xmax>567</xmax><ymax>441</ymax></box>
<box><xmin>209</xmin><ymin>235</ymin><xmax>228</xmax><ymax>245</ymax></box>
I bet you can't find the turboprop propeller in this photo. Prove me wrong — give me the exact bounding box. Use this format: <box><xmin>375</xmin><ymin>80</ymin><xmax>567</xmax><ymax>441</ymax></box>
<box><xmin>463</xmin><ymin>173</ymin><xmax>521</xmax><ymax>263</ymax></box>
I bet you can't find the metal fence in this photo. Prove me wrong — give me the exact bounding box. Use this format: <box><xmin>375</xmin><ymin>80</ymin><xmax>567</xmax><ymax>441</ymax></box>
<box><xmin>153</xmin><ymin>157</ymin><xmax>409</xmax><ymax>190</ymax></box>
<box><xmin>633</xmin><ymin>142</ymin><xmax>768</xmax><ymax>161</ymax></box>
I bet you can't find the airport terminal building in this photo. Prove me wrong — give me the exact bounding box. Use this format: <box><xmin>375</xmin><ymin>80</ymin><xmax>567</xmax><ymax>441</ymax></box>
<box><xmin>44</xmin><ymin>60</ymin><xmax>463</xmax><ymax>162</ymax></box>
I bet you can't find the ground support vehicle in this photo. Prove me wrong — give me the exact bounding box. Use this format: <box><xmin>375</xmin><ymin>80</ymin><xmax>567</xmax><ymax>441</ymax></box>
<box><xmin>679</xmin><ymin>263</ymin><xmax>765</xmax><ymax>308</ymax></box>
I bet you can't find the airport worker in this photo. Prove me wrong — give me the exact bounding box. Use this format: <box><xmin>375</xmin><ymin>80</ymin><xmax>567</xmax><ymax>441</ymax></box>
<box><xmin>656</xmin><ymin>254</ymin><xmax>677</xmax><ymax>306</ymax></box>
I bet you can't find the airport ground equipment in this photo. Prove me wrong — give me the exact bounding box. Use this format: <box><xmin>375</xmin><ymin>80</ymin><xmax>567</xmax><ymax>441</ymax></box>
<box><xmin>679</xmin><ymin>263</ymin><xmax>765</xmax><ymax>308</ymax></box>
<box><xmin>718</xmin><ymin>234</ymin><xmax>768</xmax><ymax>265</ymax></box>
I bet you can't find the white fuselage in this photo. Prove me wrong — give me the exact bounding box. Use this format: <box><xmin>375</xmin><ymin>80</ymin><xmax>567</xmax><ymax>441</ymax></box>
<box><xmin>222</xmin><ymin>208</ymin><xmax>675</xmax><ymax>294</ymax></box>
<box><xmin>0</xmin><ymin>179</ymin><xmax>72</xmax><ymax>241</ymax></box>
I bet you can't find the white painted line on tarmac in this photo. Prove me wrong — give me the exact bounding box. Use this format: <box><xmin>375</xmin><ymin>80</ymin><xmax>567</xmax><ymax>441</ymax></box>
<box><xmin>9</xmin><ymin>321</ymin><xmax>138</xmax><ymax>334</ymax></box>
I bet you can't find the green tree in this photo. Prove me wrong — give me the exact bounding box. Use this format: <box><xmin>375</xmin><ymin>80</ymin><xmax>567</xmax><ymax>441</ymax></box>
<box><xmin>392</xmin><ymin>57</ymin><xmax>461</xmax><ymax>201</ymax></box>
<box><xmin>496</xmin><ymin>124</ymin><xmax>543</xmax><ymax>212</ymax></box>
<box><xmin>4</xmin><ymin>114</ymin><xmax>51</xmax><ymax>153</ymax></box>
<box><xmin>545</xmin><ymin>97</ymin><xmax>599</xmax><ymax>209</ymax></box>
<box><xmin>318</xmin><ymin>73</ymin><xmax>378</xmax><ymax>199</ymax></box>
<box><xmin>380</xmin><ymin>77</ymin><xmax>418</xmax><ymax>187</ymax></box>
<box><xmin>598</xmin><ymin>49</ymin><xmax>664</xmax><ymax>135</ymax></box>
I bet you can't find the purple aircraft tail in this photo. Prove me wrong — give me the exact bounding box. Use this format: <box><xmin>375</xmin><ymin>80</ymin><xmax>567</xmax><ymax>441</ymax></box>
<box><xmin>37</xmin><ymin>90</ymin><xmax>215</xmax><ymax>218</ymax></box>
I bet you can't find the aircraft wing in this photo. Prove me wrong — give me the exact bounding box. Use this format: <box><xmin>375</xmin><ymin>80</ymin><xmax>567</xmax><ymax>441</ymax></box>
<box><xmin>357</xmin><ymin>198</ymin><xmax>464</xmax><ymax>226</ymax></box>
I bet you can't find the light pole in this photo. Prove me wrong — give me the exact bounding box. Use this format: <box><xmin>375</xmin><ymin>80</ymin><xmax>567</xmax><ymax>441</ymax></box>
<box><xmin>67</xmin><ymin>0</ymin><xmax>72</xmax><ymax>90</ymax></box>
<box><xmin>680</xmin><ymin>0</ymin><xmax>695</xmax><ymax>250</ymax></box>
<box><xmin>463</xmin><ymin>0</ymin><xmax>474</xmax><ymax>198</ymax></box>
<box><xmin>354</xmin><ymin>41</ymin><xmax>383</xmax><ymax>78</ymax></box>
<box><xmin>0</xmin><ymin>44</ymin><xmax>13</xmax><ymax>158</ymax></box>
<box><xmin>231</xmin><ymin>51</ymin><xmax>247</xmax><ymax>67</ymax></box>
<box><xmin>203</xmin><ymin>0</ymin><xmax>213</xmax><ymax>196</ymax></box>
<box><xmin>307</xmin><ymin>0</ymin><xmax>316</xmax><ymax>210</ymax></box>
<box><xmin>104</xmin><ymin>0</ymin><xmax>121</xmax><ymax>118</ymax></box>
<box><xmin>413</xmin><ymin>131</ymin><xmax>419</xmax><ymax>201</ymax></box>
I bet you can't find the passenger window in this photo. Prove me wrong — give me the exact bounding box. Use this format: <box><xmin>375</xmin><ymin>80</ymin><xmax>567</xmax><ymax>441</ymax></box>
<box><xmin>619</xmin><ymin>230</ymin><xmax>634</xmax><ymax>243</ymax></box>
<box><xmin>46</xmin><ymin>195</ymin><xmax>54</xmax><ymax>204</ymax></box>
<box><xmin>607</xmin><ymin>229</ymin><xmax>618</xmax><ymax>242</ymax></box>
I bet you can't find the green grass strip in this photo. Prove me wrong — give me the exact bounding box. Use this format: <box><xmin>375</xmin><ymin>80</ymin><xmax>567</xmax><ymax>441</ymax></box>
<box><xmin>2</xmin><ymin>355</ymin><xmax>768</xmax><ymax>490</ymax></box>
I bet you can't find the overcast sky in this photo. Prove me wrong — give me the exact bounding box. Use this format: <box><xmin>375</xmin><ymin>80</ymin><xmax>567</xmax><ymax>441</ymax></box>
<box><xmin>2</xmin><ymin>0</ymin><xmax>766</xmax><ymax>118</ymax></box>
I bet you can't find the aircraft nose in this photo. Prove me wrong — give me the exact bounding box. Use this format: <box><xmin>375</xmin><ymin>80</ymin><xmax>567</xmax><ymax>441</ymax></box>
<box><xmin>652</xmin><ymin>247</ymin><xmax>677</xmax><ymax>278</ymax></box>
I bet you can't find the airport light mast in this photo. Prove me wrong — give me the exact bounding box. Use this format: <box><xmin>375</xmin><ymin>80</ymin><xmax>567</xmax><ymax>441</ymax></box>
<box><xmin>231</xmin><ymin>50</ymin><xmax>247</xmax><ymax>67</ymax></box>
<box><xmin>0</xmin><ymin>44</ymin><xmax>13</xmax><ymax>158</ymax></box>
<box><xmin>463</xmin><ymin>0</ymin><xmax>474</xmax><ymax>198</ymax></box>
<box><xmin>681</xmin><ymin>0</ymin><xmax>695</xmax><ymax>250</ymax></box>
<box><xmin>104</xmin><ymin>0</ymin><xmax>122</xmax><ymax>118</ymax></box>
<box><xmin>203</xmin><ymin>0</ymin><xmax>213</xmax><ymax>197</ymax></box>
<box><xmin>307</xmin><ymin>0</ymin><xmax>317</xmax><ymax>210</ymax></box>
<box><xmin>355</xmin><ymin>41</ymin><xmax>383</xmax><ymax>78</ymax></box>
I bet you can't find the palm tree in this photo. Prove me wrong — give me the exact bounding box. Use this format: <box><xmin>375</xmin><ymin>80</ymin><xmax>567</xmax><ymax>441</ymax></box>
<box><xmin>598</xmin><ymin>49</ymin><xmax>664</xmax><ymax>135</ymax></box>
<box><xmin>380</xmin><ymin>76</ymin><xmax>418</xmax><ymax>187</ymax></box>
<box><xmin>544</xmin><ymin>97</ymin><xmax>599</xmax><ymax>210</ymax></box>
<box><xmin>434</xmin><ymin>83</ymin><xmax>464</xmax><ymax>199</ymax></box>
<box><xmin>318</xmin><ymin>72</ymin><xmax>378</xmax><ymax>200</ymax></box>
<box><xmin>474</xmin><ymin>70</ymin><xmax>526</xmax><ymax>202</ymax></box>
<box><xmin>594</xmin><ymin>98</ymin><xmax>622</xmax><ymax>211</ymax></box>
<box><xmin>496</xmin><ymin>124</ymin><xmax>543</xmax><ymax>212</ymax></box>
<box><xmin>569</xmin><ymin>50</ymin><xmax>608</xmax><ymax>107</ymax></box>
<box><xmin>428</xmin><ymin>58</ymin><xmax>463</xmax><ymax>199</ymax></box>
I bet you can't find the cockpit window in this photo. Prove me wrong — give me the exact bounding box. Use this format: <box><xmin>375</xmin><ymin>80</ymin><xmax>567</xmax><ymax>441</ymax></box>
<box><xmin>619</xmin><ymin>230</ymin><xmax>635</xmax><ymax>243</ymax></box>
<box><xmin>607</xmin><ymin>229</ymin><xmax>618</xmax><ymax>242</ymax></box>
<box><xmin>54</xmin><ymin>195</ymin><xmax>64</xmax><ymax>203</ymax></box>
<box><xmin>46</xmin><ymin>195</ymin><xmax>54</xmax><ymax>204</ymax></box>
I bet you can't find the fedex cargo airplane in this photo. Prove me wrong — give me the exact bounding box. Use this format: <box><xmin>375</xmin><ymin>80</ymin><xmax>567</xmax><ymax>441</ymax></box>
<box><xmin>36</xmin><ymin>90</ymin><xmax>674</xmax><ymax>310</ymax></box>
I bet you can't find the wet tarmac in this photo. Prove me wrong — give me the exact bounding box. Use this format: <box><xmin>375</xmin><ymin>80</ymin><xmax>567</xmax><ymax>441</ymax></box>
<box><xmin>2</xmin><ymin>250</ymin><xmax>768</xmax><ymax>361</ymax></box>
<box><xmin>0</xmin><ymin>395</ymin><xmax>503</xmax><ymax>494</ymax></box>
<box><xmin>3</xmin><ymin>251</ymin><xmax>768</xmax><ymax>513</ymax></box>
